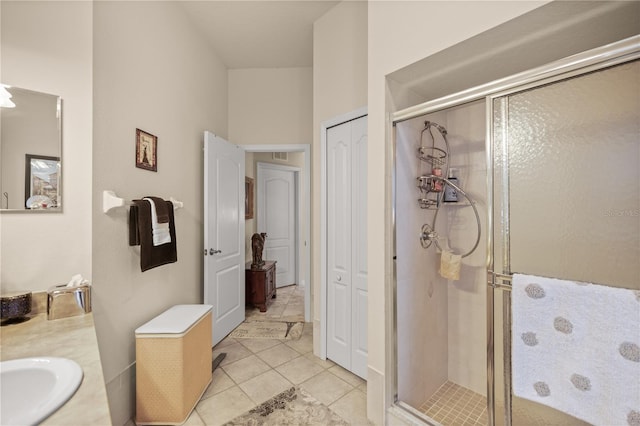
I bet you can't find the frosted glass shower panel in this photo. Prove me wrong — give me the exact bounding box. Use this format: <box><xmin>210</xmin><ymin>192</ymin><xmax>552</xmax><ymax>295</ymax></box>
<box><xmin>504</xmin><ymin>60</ymin><xmax>640</xmax><ymax>290</ymax></box>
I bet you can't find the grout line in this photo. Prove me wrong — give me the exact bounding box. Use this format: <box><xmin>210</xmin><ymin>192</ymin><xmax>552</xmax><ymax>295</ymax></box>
<box><xmin>418</xmin><ymin>381</ymin><xmax>488</xmax><ymax>426</ymax></box>
<box><xmin>277</xmin><ymin>354</ymin><xmax>327</xmax><ymax>384</ymax></box>
<box><xmin>201</xmin><ymin>285</ymin><xmax>350</xmax><ymax>425</ymax></box>
<box><xmin>327</xmin><ymin>386</ymin><xmax>366</xmax><ymax>414</ymax></box>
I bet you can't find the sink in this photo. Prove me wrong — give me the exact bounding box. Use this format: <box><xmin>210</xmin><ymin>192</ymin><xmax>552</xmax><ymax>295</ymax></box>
<box><xmin>0</xmin><ymin>357</ymin><xmax>83</xmax><ymax>426</ymax></box>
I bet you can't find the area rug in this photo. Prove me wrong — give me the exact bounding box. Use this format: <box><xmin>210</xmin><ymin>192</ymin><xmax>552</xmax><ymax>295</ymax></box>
<box><xmin>228</xmin><ymin>320</ymin><xmax>303</xmax><ymax>340</ymax></box>
<box><xmin>224</xmin><ymin>386</ymin><xmax>348</xmax><ymax>426</ymax></box>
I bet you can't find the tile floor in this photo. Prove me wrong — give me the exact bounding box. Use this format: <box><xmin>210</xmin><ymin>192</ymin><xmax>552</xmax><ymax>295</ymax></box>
<box><xmin>418</xmin><ymin>381</ymin><xmax>488</xmax><ymax>426</ymax></box>
<box><xmin>181</xmin><ymin>285</ymin><xmax>370</xmax><ymax>426</ymax></box>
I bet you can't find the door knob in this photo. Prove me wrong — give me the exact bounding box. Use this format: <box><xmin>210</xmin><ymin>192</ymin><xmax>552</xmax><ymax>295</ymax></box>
<box><xmin>210</xmin><ymin>249</ymin><xmax>222</xmax><ymax>255</ymax></box>
<box><xmin>337</xmin><ymin>275</ymin><xmax>342</xmax><ymax>282</ymax></box>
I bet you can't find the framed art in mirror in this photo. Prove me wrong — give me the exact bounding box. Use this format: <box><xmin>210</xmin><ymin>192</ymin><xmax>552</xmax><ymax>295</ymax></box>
<box><xmin>25</xmin><ymin>154</ymin><xmax>60</xmax><ymax>209</ymax></box>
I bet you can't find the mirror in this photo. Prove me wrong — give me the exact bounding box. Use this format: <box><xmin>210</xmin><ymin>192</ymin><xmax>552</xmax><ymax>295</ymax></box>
<box><xmin>0</xmin><ymin>86</ymin><xmax>62</xmax><ymax>211</ymax></box>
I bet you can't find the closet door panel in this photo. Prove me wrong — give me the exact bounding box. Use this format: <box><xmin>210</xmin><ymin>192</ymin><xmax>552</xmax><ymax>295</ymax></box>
<box><xmin>327</xmin><ymin>123</ymin><xmax>353</xmax><ymax>368</ymax></box>
<box><xmin>351</xmin><ymin>116</ymin><xmax>368</xmax><ymax>379</ymax></box>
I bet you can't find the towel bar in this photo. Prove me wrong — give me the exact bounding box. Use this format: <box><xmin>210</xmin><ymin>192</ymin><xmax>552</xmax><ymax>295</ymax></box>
<box><xmin>103</xmin><ymin>190</ymin><xmax>183</xmax><ymax>213</ymax></box>
<box><xmin>487</xmin><ymin>270</ymin><xmax>512</xmax><ymax>291</ymax></box>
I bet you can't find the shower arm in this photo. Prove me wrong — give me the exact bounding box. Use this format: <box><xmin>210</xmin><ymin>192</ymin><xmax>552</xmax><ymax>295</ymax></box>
<box><xmin>420</xmin><ymin>175</ymin><xmax>482</xmax><ymax>258</ymax></box>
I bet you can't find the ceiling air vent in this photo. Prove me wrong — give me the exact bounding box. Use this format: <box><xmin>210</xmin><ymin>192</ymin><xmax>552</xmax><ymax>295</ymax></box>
<box><xmin>273</xmin><ymin>152</ymin><xmax>288</xmax><ymax>161</ymax></box>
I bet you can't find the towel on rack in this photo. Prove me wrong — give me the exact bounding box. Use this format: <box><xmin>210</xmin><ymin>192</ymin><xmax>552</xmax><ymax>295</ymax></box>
<box><xmin>129</xmin><ymin>204</ymin><xmax>140</xmax><ymax>246</ymax></box>
<box><xmin>512</xmin><ymin>274</ymin><xmax>640</xmax><ymax>426</ymax></box>
<box><xmin>129</xmin><ymin>199</ymin><xmax>177</xmax><ymax>272</ymax></box>
<box><xmin>145</xmin><ymin>196</ymin><xmax>169</xmax><ymax>223</ymax></box>
<box><xmin>143</xmin><ymin>197</ymin><xmax>171</xmax><ymax>246</ymax></box>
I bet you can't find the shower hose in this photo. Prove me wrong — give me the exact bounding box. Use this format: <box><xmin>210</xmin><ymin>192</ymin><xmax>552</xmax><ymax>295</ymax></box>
<box><xmin>418</xmin><ymin>121</ymin><xmax>481</xmax><ymax>258</ymax></box>
<box><xmin>420</xmin><ymin>176</ymin><xmax>481</xmax><ymax>258</ymax></box>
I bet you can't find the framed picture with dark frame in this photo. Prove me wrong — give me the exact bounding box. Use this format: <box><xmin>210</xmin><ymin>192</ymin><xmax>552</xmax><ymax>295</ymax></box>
<box><xmin>135</xmin><ymin>128</ymin><xmax>157</xmax><ymax>172</ymax></box>
<box><xmin>245</xmin><ymin>176</ymin><xmax>254</xmax><ymax>219</ymax></box>
<box><xmin>25</xmin><ymin>154</ymin><xmax>60</xmax><ymax>209</ymax></box>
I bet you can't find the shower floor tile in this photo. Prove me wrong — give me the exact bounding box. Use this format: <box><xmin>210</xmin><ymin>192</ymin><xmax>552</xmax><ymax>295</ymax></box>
<box><xmin>418</xmin><ymin>381</ymin><xmax>488</xmax><ymax>426</ymax></box>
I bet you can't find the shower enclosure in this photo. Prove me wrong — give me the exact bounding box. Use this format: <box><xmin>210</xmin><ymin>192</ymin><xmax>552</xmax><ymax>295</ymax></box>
<box><xmin>392</xmin><ymin>36</ymin><xmax>640</xmax><ymax>426</ymax></box>
<box><xmin>395</xmin><ymin>98</ymin><xmax>489</xmax><ymax>426</ymax></box>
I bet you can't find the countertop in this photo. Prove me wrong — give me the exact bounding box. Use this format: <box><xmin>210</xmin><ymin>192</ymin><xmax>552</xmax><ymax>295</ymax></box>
<box><xmin>0</xmin><ymin>312</ymin><xmax>112</xmax><ymax>425</ymax></box>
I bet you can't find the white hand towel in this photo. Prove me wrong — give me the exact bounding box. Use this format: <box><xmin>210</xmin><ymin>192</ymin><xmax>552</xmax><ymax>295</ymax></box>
<box><xmin>143</xmin><ymin>198</ymin><xmax>171</xmax><ymax>246</ymax></box>
<box><xmin>512</xmin><ymin>274</ymin><xmax>640</xmax><ymax>426</ymax></box>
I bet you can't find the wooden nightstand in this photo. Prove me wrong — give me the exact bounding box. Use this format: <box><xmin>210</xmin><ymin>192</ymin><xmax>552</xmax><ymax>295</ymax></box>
<box><xmin>245</xmin><ymin>261</ymin><xmax>277</xmax><ymax>312</ymax></box>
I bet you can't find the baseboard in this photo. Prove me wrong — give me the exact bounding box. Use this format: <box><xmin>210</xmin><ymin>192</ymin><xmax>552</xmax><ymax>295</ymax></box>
<box><xmin>105</xmin><ymin>363</ymin><xmax>136</xmax><ymax>426</ymax></box>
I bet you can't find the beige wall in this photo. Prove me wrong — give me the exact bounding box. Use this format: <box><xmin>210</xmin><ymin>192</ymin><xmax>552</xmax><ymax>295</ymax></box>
<box><xmin>228</xmin><ymin>68</ymin><xmax>312</xmax><ymax>146</ymax></box>
<box><xmin>92</xmin><ymin>2</ymin><xmax>228</xmax><ymax>424</ymax></box>
<box><xmin>312</xmin><ymin>0</ymin><xmax>368</xmax><ymax>354</ymax></box>
<box><xmin>0</xmin><ymin>1</ymin><xmax>93</xmax><ymax>293</ymax></box>
<box><xmin>367</xmin><ymin>2</ymin><xmax>548</xmax><ymax>423</ymax></box>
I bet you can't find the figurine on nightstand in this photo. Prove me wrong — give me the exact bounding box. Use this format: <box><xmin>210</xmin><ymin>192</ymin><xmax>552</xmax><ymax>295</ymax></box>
<box><xmin>251</xmin><ymin>232</ymin><xmax>267</xmax><ymax>269</ymax></box>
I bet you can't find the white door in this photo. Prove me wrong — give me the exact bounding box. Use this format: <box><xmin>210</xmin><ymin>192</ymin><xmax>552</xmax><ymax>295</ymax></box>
<box><xmin>204</xmin><ymin>131</ymin><xmax>245</xmax><ymax>346</ymax></box>
<box><xmin>326</xmin><ymin>115</ymin><xmax>368</xmax><ymax>379</ymax></box>
<box><xmin>350</xmin><ymin>116</ymin><xmax>368</xmax><ymax>379</ymax></box>
<box><xmin>257</xmin><ymin>164</ymin><xmax>297</xmax><ymax>287</ymax></box>
<box><xmin>327</xmin><ymin>122</ymin><xmax>352</xmax><ymax>369</ymax></box>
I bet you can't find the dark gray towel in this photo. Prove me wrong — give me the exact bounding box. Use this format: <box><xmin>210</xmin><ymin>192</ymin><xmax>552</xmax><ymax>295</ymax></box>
<box><xmin>129</xmin><ymin>200</ymin><xmax>177</xmax><ymax>271</ymax></box>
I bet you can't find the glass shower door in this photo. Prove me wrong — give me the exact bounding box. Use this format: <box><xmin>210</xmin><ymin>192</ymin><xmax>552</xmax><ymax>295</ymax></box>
<box><xmin>490</xmin><ymin>59</ymin><xmax>640</xmax><ymax>425</ymax></box>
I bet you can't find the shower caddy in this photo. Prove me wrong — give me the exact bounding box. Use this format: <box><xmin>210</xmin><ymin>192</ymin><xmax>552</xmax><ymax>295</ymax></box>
<box><xmin>416</xmin><ymin>121</ymin><xmax>481</xmax><ymax>258</ymax></box>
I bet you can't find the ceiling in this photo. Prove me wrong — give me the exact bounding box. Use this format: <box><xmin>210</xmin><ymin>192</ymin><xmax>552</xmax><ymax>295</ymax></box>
<box><xmin>179</xmin><ymin>1</ymin><xmax>339</xmax><ymax>69</ymax></box>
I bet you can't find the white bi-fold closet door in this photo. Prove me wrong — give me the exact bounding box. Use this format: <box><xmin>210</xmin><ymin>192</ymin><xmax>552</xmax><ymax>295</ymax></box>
<box><xmin>326</xmin><ymin>115</ymin><xmax>368</xmax><ymax>379</ymax></box>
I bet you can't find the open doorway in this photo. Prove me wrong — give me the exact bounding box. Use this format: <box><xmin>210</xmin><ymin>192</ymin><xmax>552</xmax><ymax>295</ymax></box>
<box><xmin>241</xmin><ymin>144</ymin><xmax>311</xmax><ymax>323</ymax></box>
<box><xmin>257</xmin><ymin>161</ymin><xmax>300</xmax><ymax>289</ymax></box>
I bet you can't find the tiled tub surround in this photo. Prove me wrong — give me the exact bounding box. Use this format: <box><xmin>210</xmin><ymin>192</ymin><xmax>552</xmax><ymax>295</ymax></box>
<box><xmin>0</xmin><ymin>305</ymin><xmax>112</xmax><ymax>425</ymax></box>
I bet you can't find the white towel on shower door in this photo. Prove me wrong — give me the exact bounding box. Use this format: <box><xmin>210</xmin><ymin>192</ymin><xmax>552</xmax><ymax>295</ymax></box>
<box><xmin>512</xmin><ymin>274</ymin><xmax>640</xmax><ymax>426</ymax></box>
